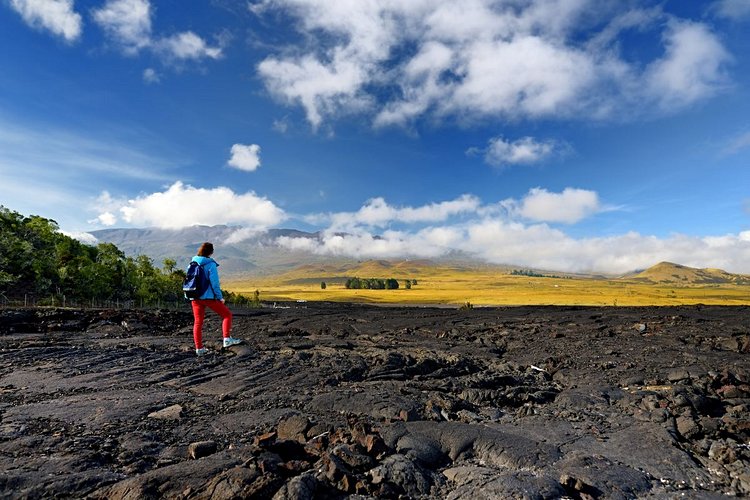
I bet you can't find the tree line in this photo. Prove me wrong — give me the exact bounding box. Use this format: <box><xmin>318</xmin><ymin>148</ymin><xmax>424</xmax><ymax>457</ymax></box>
<box><xmin>343</xmin><ymin>277</ymin><xmax>418</xmax><ymax>290</ymax></box>
<box><xmin>1</xmin><ymin>206</ymin><xmax>187</xmax><ymax>305</ymax></box>
<box><xmin>510</xmin><ymin>269</ymin><xmax>565</xmax><ymax>278</ymax></box>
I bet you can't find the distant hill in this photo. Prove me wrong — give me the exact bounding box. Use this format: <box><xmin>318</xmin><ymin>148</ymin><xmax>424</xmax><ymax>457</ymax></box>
<box><xmin>90</xmin><ymin>226</ymin><xmax>337</xmax><ymax>277</ymax></box>
<box><xmin>90</xmin><ymin>226</ymin><xmax>748</xmax><ymax>284</ymax></box>
<box><xmin>627</xmin><ymin>261</ymin><xmax>750</xmax><ymax>285</ymax></box>
<box><xmin>89</xmin><ymin>226</ymin><xmax>512</xmax><ymax>279</ymax></box>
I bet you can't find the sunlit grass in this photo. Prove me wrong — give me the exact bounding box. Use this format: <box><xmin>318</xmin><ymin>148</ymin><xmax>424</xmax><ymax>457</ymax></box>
<box><xmin>226</xmin><ymin>271</ymin><xmax>750</xmax><ymax>306</ymax></box>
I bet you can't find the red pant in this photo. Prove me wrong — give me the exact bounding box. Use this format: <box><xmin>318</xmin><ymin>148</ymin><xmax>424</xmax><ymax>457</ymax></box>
<box><xmin>191</xmin><ymin>299</ymin><xmax>232</xmax><ymax>349</ymax></box>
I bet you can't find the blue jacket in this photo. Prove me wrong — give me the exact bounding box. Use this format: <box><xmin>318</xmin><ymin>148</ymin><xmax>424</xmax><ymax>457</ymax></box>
<box><xmin>190</xmin><ymin>256</ymin><xmax>223</xmax><ymax>300</ymax></box>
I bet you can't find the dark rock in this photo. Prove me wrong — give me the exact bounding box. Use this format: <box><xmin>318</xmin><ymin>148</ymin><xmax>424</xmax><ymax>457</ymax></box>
<box><xmin>556</xmin><ymin>452</ymin><xmax>651</xmax><ymax>499</ymax></box>
<box><xmin>320</xmin><ymin>451</ymin><xmax>351</xmax><ymax>483</ymax></box>
<box><xmin>667</xmin><ymin>369</ymin><xmax>691</xmax><ymax>383</ymax></box>
<box><xmin>676</xmin><ymin>415</ymin><xmax>701</xmax><ymax>439</ymax></box>
<box><xmin>3</xmin><ymin>304</ymin><xmax>750</xmax><ymax>498</ymax></box>
<box><xmin>272</xmin><ymin>472</ymin><xmax>318</xmax><ymax>500</ymax></box>
<box><xmin>708</xmin><ymin>441</ymin><xmax>738</xmax><ymax>464</ymax></box>
<box><xmin>369</xmin><ymin>454</ymin><xmax>443</xmax><ymax>497</ymax></box>
<box><xmin>277</xmin><ymin>413</ymin><xmax>311</xmax><ymax>443</ymax></box>
<box><xmin>268</xmin><ymin>439</ymin><xmax>307</xmax><ymax>463</ymax></box>
<box><xmin>331</xmin><ymin>443</ymin><xmax>374</xmax><ymax>470</ymax></box>
<box><xmin>203</xmin><ymin>466</ymin><xmax>262</xmax><ymax>499</ymax></box>
<box><xmin>446</xmin><ymin>468</ymin><xmax>565</xmax><ymax>499</ymax></box>
<box><xmin>255</xmin><ymin>431</ymin><xmax>277</xmax><ymax>447</ymax></box>
<box><xmin>188</xmin><ymin>440</ymin><xmax>217</xmax><ymax>459</ymax></box>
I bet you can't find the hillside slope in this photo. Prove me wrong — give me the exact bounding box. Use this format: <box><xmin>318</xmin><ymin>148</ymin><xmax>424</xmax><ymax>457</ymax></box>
<box><xmin>629</xmin><ymin>261</ymin><xmax>750</xmax><ymax>285</ymax></box>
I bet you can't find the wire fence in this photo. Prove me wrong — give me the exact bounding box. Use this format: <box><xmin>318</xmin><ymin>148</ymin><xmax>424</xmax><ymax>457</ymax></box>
<box><xmin>0</xmin><ymin>294</ymin><xmax>261</xmax><ymax>311</ymax></box>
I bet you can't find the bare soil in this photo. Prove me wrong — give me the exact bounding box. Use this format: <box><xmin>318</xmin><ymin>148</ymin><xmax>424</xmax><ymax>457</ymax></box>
<box><xmin>1</xmin><ymin>304</ymin><xmax>749</xmax><ymax>499</ymax></box>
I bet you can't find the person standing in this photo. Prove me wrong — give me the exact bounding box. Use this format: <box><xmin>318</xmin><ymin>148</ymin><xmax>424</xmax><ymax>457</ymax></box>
<box><xmin>188</xmin><ymin>242</ymin><xmax>241</xmax><ymax>356</ymax></box>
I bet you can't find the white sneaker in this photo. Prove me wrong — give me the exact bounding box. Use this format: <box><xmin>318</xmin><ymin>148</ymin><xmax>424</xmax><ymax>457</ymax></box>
<box><xmin>195</xmin><ymin>347</ymin><xmax>208</xmax><ymax>356</ymax></box>
<box><xmin>223</xmin><ymin>337</ymin><xmax>242</xmax><ymax>348</ymax></box>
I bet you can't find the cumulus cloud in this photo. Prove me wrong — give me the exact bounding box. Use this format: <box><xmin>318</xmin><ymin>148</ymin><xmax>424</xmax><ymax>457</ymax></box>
<box><xmin>281</xmin><ymin>187</ymin><xmax>750</xmax><ymax>274</ymax></box>
<box><xmin>92</xmin><ymin>0</ymin><xmax>151</xmax><ymax>54</ymax></box>
<box><xmin>88</xmin><ymin>211</ymin><xmax>117</xmax><ymax>226</ymax></box>
<box><xmin>252</xmin><ymin>0</ymin><xmax>732</xmax><ymax>129</ymax></box>
<box><xmin>224</xmin><ymin>227</ymin><xmax>264</xmax><ymax>244</ymax></box>
<box><xmin>645</xmin><ymin>20</ymin><xmax>731</xmax><ymax>110</ymax></box>
<box><xmin>316</xmin><ymin>194</ymin><xmax>481</xmax><ymax>230</ymax></box>
<box><xmin>92</xmin><ymin>181</ymin><xmax>286</xmax><ymax>229</ymax></box>
<box><xmin>277</xmin><ymin>220</ymin><xmax>750</xmax><ymax>275</ymax></box>
<box><xmin>8</xmin><ymin>0</ymin><xmax>82</xmax><ymax>41</ymax></box>
<box><xmin>84</xmin><ymin>182</ymin><xmax>750</xmax><ymax>274</ymax></box>
<box><xmin>156</xmin><ymin>31</ymin><xmax>223</xmax><ymax>60</ymax></box>
<box><xmin>516</xmin><ymin>187</ymin><xmax>601</xmax><ymax>224</ymax></box>
<box><xmin>473</xmin><ymin>136</ymin><xmax>567</xmax><ymax>167</ymax></box>
<box><xmin>258</xmin><ymin>54</ymin><xmax>373</xmax><ymax>130</ymax></box>
<box><xmin>92</xmin><ymin>0</ymin><xmax>222</xmax><ymax>62</ymax></box>
<box><xmin>227</xmin><ymin>144</ymin><xmax>261</xmax><ymax>172</ymax></box>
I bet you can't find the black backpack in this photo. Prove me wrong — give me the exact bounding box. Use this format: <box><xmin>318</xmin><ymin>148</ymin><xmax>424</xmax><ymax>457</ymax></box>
<box><xmin>183</xmin><ymin>261</ymin><xmax>209</xmax><ymax>299</ymax></box>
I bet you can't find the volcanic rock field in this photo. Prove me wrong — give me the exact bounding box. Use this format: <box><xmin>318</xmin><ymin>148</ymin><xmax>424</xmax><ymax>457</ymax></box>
<box><xmin>1</xmin><ymin>304</ymin><xmax>749</xmax><ymax>498</ymax></box>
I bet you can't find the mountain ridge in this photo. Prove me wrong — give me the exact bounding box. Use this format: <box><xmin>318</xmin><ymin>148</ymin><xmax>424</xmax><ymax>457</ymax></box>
<box><xmin>628</xmin><ymin>261</ymin><xmax>750</xmax><ymax>285</ymax></box>
<box><xmin>89</xmin><ymin>226</ymin><xmax>750</xmax><ymax>284</ymax></box>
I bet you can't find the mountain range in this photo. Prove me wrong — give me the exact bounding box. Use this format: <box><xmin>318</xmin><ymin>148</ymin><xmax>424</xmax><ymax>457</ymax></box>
<box><xmin>90</xmin><ymin>226</ymin><xmax>329</xmax><ymax>277</ymax></box>
<box><xmin>91</xmin><ymin>226</ymin><xmax>750</xmax><ymax>285</ymax></box>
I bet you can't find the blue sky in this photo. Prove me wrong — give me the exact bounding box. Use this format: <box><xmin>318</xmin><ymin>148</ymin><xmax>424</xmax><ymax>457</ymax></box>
<box><xmin>1</xmin><ymin>0</ymin><xmax>750</xmax><ymax>273</ymax></box>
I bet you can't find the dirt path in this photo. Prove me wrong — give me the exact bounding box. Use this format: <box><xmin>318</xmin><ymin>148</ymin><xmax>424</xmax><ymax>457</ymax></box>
<box><xmin>1</xmin><ymin>304</ymin><xmax>748</xmax><ymax>498</ymax></box>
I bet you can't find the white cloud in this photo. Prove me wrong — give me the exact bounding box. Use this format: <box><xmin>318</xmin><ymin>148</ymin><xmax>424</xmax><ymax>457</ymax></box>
<box><xmin>76</xmin><ymin>182</ymin><xmax>750</xmax><ymax>274</ymax></box>
<box><xmin>321</xmin><ymin>194</ymin><xmax>481</xmax><ymax>230</ymax></box>
<box><xmin>258</xmin><ymin>54</ymin><xmax>373</xmax><ymax>130</ymax></box>
<box><xmin>227</xmin><ymin>144</ymin><xmax>261</xmax><ymax>172</ymax></box>
<box><xmin>60</xmin><ymin>231</ymin><xmax>98</xmax><ymax>245</ymax></box>
<box><xmin>645</xmin><ymin>20</ymin><xmax>731</xmax><ymax>110</ymax></box>
<box><xmin>277</xmin><ymin>219</ymin><xmax>750</xmax><ymax>275</ymax></box>
<box><xmin>516</xmin><ymin>187</ymin><xmax>601</xmax><ymax>224</ymax></box>
<box><xmin>113</xmin><ymin>181</ymin><xmax>286</xmax><ymax>229</ymax></box>
<box><xmin>281</xmin><ymin>187</ymin><xmax>750</xmax><ymax>275</ymax></box>
<box><xmin>143</xmin><ymin>68</ymin><xmax>160</xmax><ymax>84</ymax></box>
<box><xmin>92</xmin><ymin>0</ymin><xmax>151</xmax><ymax>54</ymax></box>
<box><xmin>253</xmin><ymin>1</ymin><xmax>732</xmax><ymax>129</ymax></box>
<box><xmin>224</xmin><ymin>227</ymin><xmax>264</xmax><ymax>244</ymax></box>
<box><xmin>9</xmin><ymin>0</ymin><xmax>82</xmax><ymax>41</ymax></box>
<box><xmin>92</xmin><ymin>0</ymin><xmax>222</xmax><ymax>62</ymax></box>
<box><xmin>712</xmin><ymin>0</ymin><xmax>750</xmax><ymax>20</ymax></box>
<box><xmin>476</xmin><ymin>136</ymin><xmax>565</xmax><ymax>167</ymax></box>
<box><xmin>89</xmin><ymin>211</ymin><xmax>117</xmax><ymax>226</ymax></box>
<box><xmin>156</xmin><ymin>31</ymin><xmax>223</xmax><ymax>60</ymax></box>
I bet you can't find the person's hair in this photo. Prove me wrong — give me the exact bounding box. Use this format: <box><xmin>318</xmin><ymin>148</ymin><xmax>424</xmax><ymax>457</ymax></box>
<box><xmin>197</xmin><ymin>242</ymin><xmax>214</xmax><ymax>257</ymax></box>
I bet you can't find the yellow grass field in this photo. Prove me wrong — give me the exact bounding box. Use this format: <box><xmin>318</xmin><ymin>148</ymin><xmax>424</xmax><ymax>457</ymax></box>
<box><xmin>226</xmin><ymin>264</ymin><xmax>750</xmax><ymax>306</ymax></box>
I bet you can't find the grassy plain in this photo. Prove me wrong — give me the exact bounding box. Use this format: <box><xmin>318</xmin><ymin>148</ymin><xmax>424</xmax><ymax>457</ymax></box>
<box><xmin>226</xmin><ymin>264</ymin><xmax>750</xmax><ymax>306</ymax></box>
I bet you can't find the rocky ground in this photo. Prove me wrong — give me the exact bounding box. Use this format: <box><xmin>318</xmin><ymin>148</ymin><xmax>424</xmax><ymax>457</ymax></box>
<box><xmin>0</xmin><ymin>303</ymin><xmax>749</xmax><ymax>499</ymax></box>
